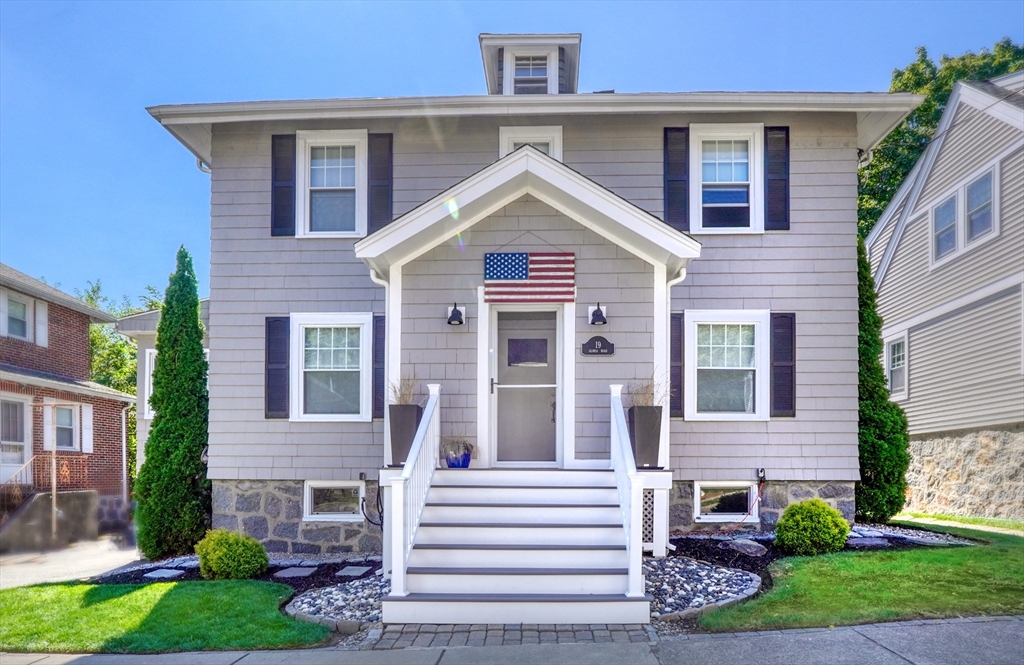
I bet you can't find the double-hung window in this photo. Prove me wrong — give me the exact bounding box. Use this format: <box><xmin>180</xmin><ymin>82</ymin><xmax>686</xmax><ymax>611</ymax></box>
<box><xmin>965</xmin><ymin>172</ymin><xmax>993</xmax><ymax>242</ymax></box>
<box><xmin>290</xmin><ymin>313</ymin><xmax>373</xmax><ymax>422</ymax></box>
<box><xmin>933</xmin><ymin>195</ymin><xmax>957</xmax><ymax>261</ymax></box>
<box><xmin>501</xmin><ymin>48</ymin><xmax>558</xmax><ymax>95</ymax></box>
<box><xmin>295</xmin><ymin>130</ymin><xmax>368</xmax><ymax>238</ymax></box>
<box><xmin>886</xmin><ymin>335</ymin><xmax>908</xmax><ymax>400</ymax></box>
<box><xmin>689</xmin><ymin>124</ymin><xmax>765</xmax><ymax>233</ymax></box>
<box><xmin>55</xmin><ymin>406</ymin><xmax>76</xmax><ymax>449</ymax></box>
<box><xmin>514</xmin><ymin>55</ymin><xmax>548</xmax><ymax>94</ymax></box>
<box><xmin>930</xmin><ymin>166</ymin><xmax>1000</xmax><ymax>267</ymax></box>
<box><xmin>684</xmin><ymin>310</ymin><xmax>771</xmax><ymax>421</ymax></box>
<box><xmin>1</xmin><ymin>398</ymin><xmax>28</xmax><ymax>467</ymax></box>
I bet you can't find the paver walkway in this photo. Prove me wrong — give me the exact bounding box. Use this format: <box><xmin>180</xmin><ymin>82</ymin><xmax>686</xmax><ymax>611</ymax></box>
<box><xmin>374</xmin><ymin>622</ymin><xmax>654</xmax><ymax>648</ymax></box>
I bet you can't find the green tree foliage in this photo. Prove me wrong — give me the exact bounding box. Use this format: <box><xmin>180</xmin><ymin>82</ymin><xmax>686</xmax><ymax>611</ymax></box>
<box><xmin>134</xmin><ymin>248</ymin><xmax>211</xmax><ymax>559</ymax></box>
<box><xmin>858</xmin><ymin>38</ymin><xmax>1023</xmax><ymax>237</ymax></box>
<box><xmin>856</xmin><ymin>238</ymin><xmax>909</xmax><ymax>522</ymax></box>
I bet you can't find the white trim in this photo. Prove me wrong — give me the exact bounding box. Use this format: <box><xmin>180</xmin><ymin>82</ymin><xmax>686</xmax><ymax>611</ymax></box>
<box><xmin>884</xmin><ymin>331</ymin><xmax>909</xmax><ymax>402</ymax></box>
<box><xmin>561</xmin><ymin>301</ymin><xmax>577</xmax><ymax>468</ymax></box>
<box><xmin>385</xmin><ymin>267</ymin><xmax>403</xmax><ymax>465</ymax></box>
<box><xmin>502</xmin><ymin>46</ymin><xmax>559</xmax><ymax>96</ymax></box>
<box><xmin>499</xmin><ymin>126</ymin><xmax>563</xmax><ymax>161</ymax></box>
<box><xmin>688</xmin><ymin>123</ymin><xmax>765</xmax><ymax>235</ymax></box>
<box><xmin>880</xmin><ymin>272</ymin><xmax>1024</xmax><ymax>340</ymax></box>
<box><xmin>294</xmin><ymin>129</ymin><xmax>368</xmax><ymax>239</ymax></box>
<box><xmin>959</xmin><ymin>80</ymin><xmax>1024</xmax><ymax>131</ymax></box>
<box><xmin>652</xmin><ymin>263</ymin><xmax>670</xmax><ymax>469</ymax></box>
<box><xmin>302</xmin><ymin>479</ymin><xmax>366</xmax><ymax>522</ymax></box>
<box><xmin>289</xmin><ymin>312</ymin><xmax>374</xmax><ymax>422</ymax></box>
<box><xmin>81</xmin><ymin>403</ymin><xmax>94</xmax><ymax>454</ymax></box>
<box><xmin>693</xmin><ymin>481</ymin><xmax>759</xmax><ymax>524</ymax></box>
<box><xmin>0</xmin><ymin>392</ymin><xmax>33</xmax><ymax>473</ymax></box>
<box><xmin>927</xmin><ymin>161</ymin><xmax>1002</xmax><ymax>271</ymax></box>
<box><xmin>144</xmin><ymin>348</ymin><xmax>209</xmax><ymax>420</ymax></box>
<box><xmin>683</xmin><ymin>310</ymin><xmax>771</xmax><ymax>422</ymax></box>
<box><xmin>1</xmin><ymin>289</ymin><xmax>33</xmax><ymax>342</ymax></box>
<box><xmin>34</xmin><ymin>300</ymin><xmax>48</xmax><ymax>348</ymax></box>
<box><xmin>475</xmin><ymin>285</ymin><xmax>490</xmax><ymax>468</ymax></box>
<box><xmin>48</xmin><ymin>400</ymin><xmax>79</xmax><ymax>452</ymax></box>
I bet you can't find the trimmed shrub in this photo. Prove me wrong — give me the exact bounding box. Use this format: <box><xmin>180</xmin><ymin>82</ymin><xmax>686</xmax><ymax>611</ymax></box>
<box><xmin>856</xmin><ymin>237</ymin><xmax>910</xmax><ymax>522</ymax></box>
<box><xmin>135</xmin><ymin>247</ymin><xmax>211</xmax><ymax>559</ymax></box>
<box><xmin>195</xmin><ymin>529</ymin><xmax>269</xmax><ymax>580</ymax></box>
<box><xmin>774</xmin><ymin>499</ymin><xmax>850</xmax><ymax>556</ymax></box>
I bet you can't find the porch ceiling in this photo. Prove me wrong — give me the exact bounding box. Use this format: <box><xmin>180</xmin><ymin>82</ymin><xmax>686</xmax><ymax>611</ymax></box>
<box><xmin>354</xmin><ymin>146</ymin><xmax>702</xmax><ymax>280</ymax></box>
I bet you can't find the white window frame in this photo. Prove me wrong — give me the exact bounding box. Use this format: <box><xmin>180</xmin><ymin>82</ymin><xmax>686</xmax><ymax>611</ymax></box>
<box><xmin>502</xmin><ymin>46</ymin><xmax>559</xmax><ymax>95</ymax></box>
<box><xmin>0</xmin><ymin>289</ymin><xmax>33</xmax><ymax>342</ymax></box>
<box><xmin>499</xmin><ymin>126</ymin><xmax>563</xmax><ymax>161</ymax></box>
<box><xmin>683</xmin><ymin>310</ymin><xmax>771</xmax><ymax>421</ymax></box>
<box><xmin>693</xmin><ymin>481</ymin><xmax>759</xmax><ymax>524</ymax></box>
<box><xmin>0</xmin><ymin>393</ymin><xmax>32</xmax><ymax>467</ymax></box>
<box><xmin>928</xmin><ymin>162</ymin><xmax>1001</xmax><ymax>270</ymax></box>
<box><xmin>144</xmin><ymin>348</ymin><xmax>209</xmax><ymax>420</ymax></box>
<box><xmin>295</xmin><ymin>130</ymin><xmax>368</xmax><ymax>239</ymax></box>
<box><xmin>689</xmin><ymin>123</ymin><xmax>765</xmax><ymax>235</ymax></box>
<box><xmin>290</xmin><ymin>312</ymin><xmax>373</xmax><ymax>422</ymax></box>
<box><xmin>302</xmin><ymin>480</ymin><xmax>365</xmax><ymax>522</ymax></box>
<box><xmin>54</xmin><ymin>404</ymin><xmax>79</xmax><ymax>451</ymax></box>
<box><xmin>885</xmin><ymin>332</ymin><xmax>908</xmax><ymax>402</ymax></box>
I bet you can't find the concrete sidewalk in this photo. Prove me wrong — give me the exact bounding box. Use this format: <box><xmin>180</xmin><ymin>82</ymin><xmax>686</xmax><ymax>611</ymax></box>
<box><xmin>0</xmin><ymin>537</ymin><xmax>140</xmax><ymax>590</ymax></box>
<box><xmin>2</xmin><ymin>616</ymin><xmax>1021</xmax><ymax>665</ymax></box>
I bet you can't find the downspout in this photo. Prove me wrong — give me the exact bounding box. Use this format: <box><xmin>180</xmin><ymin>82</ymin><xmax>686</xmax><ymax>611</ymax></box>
<box><xmin>121</xmin><ymin>404</ymin><xmax>130</xmax><ymax>503</ymax></box>
<box><xmin>196</xmin><ymin>158</ymin><xmax>212</xmax><ymax>174</ymax></box>
<box><xmin>667</xmin><ymin>266</ymin><xmax>688</xmax><ymax>289</ymax></box>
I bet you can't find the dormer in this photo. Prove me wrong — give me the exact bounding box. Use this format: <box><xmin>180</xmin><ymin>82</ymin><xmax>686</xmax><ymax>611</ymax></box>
<box><xmin>479</xmin><ymin>33</ymin><xmax>581</xmax><ymax>95</ymax></box>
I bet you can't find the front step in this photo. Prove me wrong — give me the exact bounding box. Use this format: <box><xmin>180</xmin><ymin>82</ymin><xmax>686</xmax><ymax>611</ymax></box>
<box><xmin>384</xmin><ymin>468</ymin><xmax>646</xmax><ymax>624</ymax></box>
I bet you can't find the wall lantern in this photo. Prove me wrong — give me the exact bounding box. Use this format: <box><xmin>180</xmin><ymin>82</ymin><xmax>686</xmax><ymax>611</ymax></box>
<box><xmin>588</xmin><ymin>303</ymin><xmax>608</xmax><ymax>326</ymax></box>
<box><xmin>447</xmin><ymin>303</ymin><xmax>465</xmax><ymax>326</ymax></box>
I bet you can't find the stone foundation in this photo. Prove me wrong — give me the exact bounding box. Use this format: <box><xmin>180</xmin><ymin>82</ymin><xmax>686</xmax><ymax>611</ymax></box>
<box><xmin>669</xmin><ymin>480</ymin><xmax>856</xmax><ymax>533</ymax></box>
<box><xmin>97</xmin><ymin>495</ymin><xmax>130</xmax><ymax>533</ymax></box>
<box><xmin>905</xmin><ymin>423</ymin><xmax>1024</xmax><ymax>520</ymax></box>
<box><xmin>212</xmin><ymin>480</ymin><xmax>382</xmax><ymax>555</ymax></box>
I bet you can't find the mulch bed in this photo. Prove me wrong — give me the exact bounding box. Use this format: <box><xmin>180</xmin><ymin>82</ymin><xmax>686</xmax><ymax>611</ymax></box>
<box><xmin>94</xmin><ymin>560</ymin><xmax>382</xmax><ymax>595</ymax></box>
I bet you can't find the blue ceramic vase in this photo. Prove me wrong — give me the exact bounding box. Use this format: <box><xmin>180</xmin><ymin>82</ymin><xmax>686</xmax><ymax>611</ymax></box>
<box><xmin>445</xmin><ymin>450</ymin><xmax>471</xmax><ymax>468</ymax></box>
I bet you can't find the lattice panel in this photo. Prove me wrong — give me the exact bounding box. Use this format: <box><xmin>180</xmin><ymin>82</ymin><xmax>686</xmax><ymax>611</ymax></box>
<box><xmin>642</xmin><ymin>488</ymin><xmax>655</xmax><ymax>544</ymax></box>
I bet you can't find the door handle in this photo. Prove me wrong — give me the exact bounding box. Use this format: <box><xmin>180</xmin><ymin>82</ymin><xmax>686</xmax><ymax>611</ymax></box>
<box><xmin>491</xmin><ymin>378</ymin><xmax>498</xmax><ymax>394</ymax></box>
<box><xmin>551</xmin><ymin>401</ymin><xmax>556</xmax><ymax>423</ymax></box>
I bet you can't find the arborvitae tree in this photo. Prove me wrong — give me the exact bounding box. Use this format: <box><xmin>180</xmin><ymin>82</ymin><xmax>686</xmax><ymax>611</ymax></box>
<box><xmin>856</xmin><ymin>237</ymin><xmax>910</xmax><ymax>522</ymax></box>
<box><xmin>135</xmin><ymin>247</ymin><xmax>210</xmax><ymax>559</ymax></box>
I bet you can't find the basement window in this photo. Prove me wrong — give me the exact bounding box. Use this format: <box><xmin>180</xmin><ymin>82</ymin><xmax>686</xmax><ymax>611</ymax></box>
<box><xmin>693</xmin><ymin>482</ymin><xmax>758</xmax><ymax>523</ymax></box>
<box><xmin>303</xmin><ymin>480</ymin><xmax>365</xmax><ymax>522</ymax></box>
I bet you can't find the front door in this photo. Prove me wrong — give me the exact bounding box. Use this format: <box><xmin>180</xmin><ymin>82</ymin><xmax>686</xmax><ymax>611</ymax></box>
<box><xmin>492</xmin><ymin>310</ymin><xmax>558</xmax><ymax>465</ymax></box>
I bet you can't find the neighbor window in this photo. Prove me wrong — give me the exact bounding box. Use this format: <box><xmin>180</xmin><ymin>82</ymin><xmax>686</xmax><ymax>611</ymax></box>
<box><xmin>966</xmin><ymin>171</ymin><xmax>993</xmax><ymax>242</ymax></box>
<box><xmin>290</xmin><ymin>313</ymin><xmax>373</xmax><ymax>422</ymax></box>
<box><xmin>55</xmin><ymin>406</ymin><xmax>75</xmax><ymax>449</ymax></box>
<box><xmin>6</xmin><ymin>297</ymin><xmax>29</xmax><ymax>340</ymax></box>
<box><xmin>888</xmin><ymin>339</ymin><xmax>906</xmax><ymax>395</ymax></box>
<box><xmin>144</xmin><ymin>348</ymin><xmax>209</xmax><ymax>419</ymax></box>
<box><xmin>295</xmin><ymin>130</ymin><xmax>368</xmax><ymax>238</ymax></box>
<box><xmin>690</xmin><ymin>124</ymin><xmax>764</xmax><ymax>233</ymax></box>
<box><xmin>684</xmin><ymin>310</ymin><xmax>770</xmax><ymax>421</ymax></box>
<box><xmin>1</xmin><ymin>398</ymin><xmax>27</xmax><ymax>466</ymax></box>
<box><xmin>693</xmin><ymin>482</ymin><xmax>758</xmax><ymax>523</ymax></box>
<box><xmin>303</xmin><ymin>480</ymin><xmax>365</xmax><ymax>521</ymax></box>
<box><xmin>933</xmin><ymin>195</ymin><xmax>957</xmax><ymax>261</ymax></box>
<box><xmin>499</xmin><ymin>126</ymin><xmax>563</xmax><ymax>161</ymax></box>
<box><xmin>513</xmin><ymin>55</ymin><xmax>548</xmax><ymax>94</ymax></box>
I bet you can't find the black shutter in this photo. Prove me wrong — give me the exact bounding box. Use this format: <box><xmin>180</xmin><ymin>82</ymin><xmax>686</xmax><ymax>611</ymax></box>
<box><xmin>368</xmin><ymin>134</ymin><xmax>394</xmax><ymax>235</ymax></box>
<box><xmin>265</xmin><ymin>316</ymin><xmax>290</xmax><ymax>418</ymax></box>
<box><xmin>271</xmin><ymin>135</ymin><xmax>296</xmax><ymax>236</ymax></box>
<box><xmin>770</xmin><ymin>313</ymin><xmax>796</xmax><ymax>417</ymax></box>
<box><xmin>664</xmin><ymin>128</ymin><xmax>689</xmax><ymax>233</ymax></box>
<box><xmin>670</xmin><ymin>313</ymin><xmax>683</xmax><ymax>418</ymax></box>
<box><xmin>373</xmin><ymin>315</ymin><xmax>386</xmax><ymax>419</ymax></box>
<box><xmin>764</xmin><ymin>127</ymin><xmax>790</xmax><ymax>231</ymax></box>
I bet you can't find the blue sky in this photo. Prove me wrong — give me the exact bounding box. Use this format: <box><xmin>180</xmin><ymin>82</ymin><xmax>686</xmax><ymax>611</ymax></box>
<box><xmin>1</xmin><ymin>1</ymin><xmax>1020</xmax><ymax>304</ymax></box>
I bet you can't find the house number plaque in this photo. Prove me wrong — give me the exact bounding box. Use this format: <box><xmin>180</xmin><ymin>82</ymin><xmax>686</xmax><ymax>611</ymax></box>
<box><xmin>581</xmin><ymin>336</ymin><xmax>614</xmax><ymax>356</ymax></box>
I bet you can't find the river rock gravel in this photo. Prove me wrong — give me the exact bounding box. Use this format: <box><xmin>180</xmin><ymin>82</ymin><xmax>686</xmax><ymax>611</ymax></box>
<box><xmin>289</xmin><ymin>574</ymin><xmax>391</xmax><ymax>623</ymax></box>
<box><xmin>643</xmin><ymin>556</ymin><xmax>756</xmax><ymax>619</ymax></box>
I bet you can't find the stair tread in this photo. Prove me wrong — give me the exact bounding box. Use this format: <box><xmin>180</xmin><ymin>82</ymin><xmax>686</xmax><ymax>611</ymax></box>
<box><xmin>419</xmin><ymin>522</ymin><xmax>621</xmax><ymax>528</ymax></box>
<box><xmin>384</xmin><ymin>593</ymin><xmax>651</xmax><ymax>603</ymax></box>
<box><xmin>426</xmin><ymin>502</ymin><xmax>619</xmax><ymax>508</ymax></box>
<box><xmin>414</xmin><ymin>543</ymin><xmax>626</xmax><ymax>551</ymax></box>
<box><xmin>408</xmin><ymin>566</ymin><xmax>628</xmax><ymax>575</ymax></box>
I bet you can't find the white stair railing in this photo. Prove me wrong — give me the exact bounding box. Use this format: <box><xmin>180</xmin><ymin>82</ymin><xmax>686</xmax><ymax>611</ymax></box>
<box><xmin>389</xmin><ymin>383</ymin><xmax>441</xmax><ymax>596</ymax></box>
<box><xmin>609</xmin><ymin>384</ymin><xmax>645</xmax><ymax>598</ymax></box>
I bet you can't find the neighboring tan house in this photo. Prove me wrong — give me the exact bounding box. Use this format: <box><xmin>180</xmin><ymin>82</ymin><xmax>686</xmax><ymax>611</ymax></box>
<box><xmin>0</xmin><ymin>263</ymin><xmax>135</xmax><ymax>547</ymax></box>
<box><xmin>115</xmin><ymin>299</ymin><xmax>209</xmax><ymax>469</ymax></box>
<box><xmin>145</xmin><ymin>33</ymin><xmax>919</xmax><ymax>622</ymax></box>
<box><xmin>867</xmin><ymin>70</ymin><xmax>1024</xmax><ymax>521</ymax></box>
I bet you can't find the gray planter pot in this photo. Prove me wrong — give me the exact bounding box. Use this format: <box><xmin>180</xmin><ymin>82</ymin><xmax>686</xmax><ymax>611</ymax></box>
<box><xmin>628</xmin><ymin>405</ymin><xmax>662</xmax><ymax>469</ymax></box>
<box><xmin>388</xmin><ymin>404</ymin><xmax>423</xmax><ymax>467</ymax></box>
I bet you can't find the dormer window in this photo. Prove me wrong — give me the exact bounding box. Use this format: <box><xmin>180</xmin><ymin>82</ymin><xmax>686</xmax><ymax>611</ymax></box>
<box><xmin>514</xmin><ymin>56</ymin><xmax>548</xmax><ymax>94</ymax></box>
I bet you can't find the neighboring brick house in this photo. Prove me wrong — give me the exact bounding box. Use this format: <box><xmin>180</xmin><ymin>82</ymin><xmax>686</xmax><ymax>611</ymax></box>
<box><xmin>0</xmin><ymin>263</ymin><xmax>135</xmax><ymax>532</ymax></box>
<box><xmin>145</xmin><ymin>33</ymin><xmax>920</xmax><ymax>622</ymax></box>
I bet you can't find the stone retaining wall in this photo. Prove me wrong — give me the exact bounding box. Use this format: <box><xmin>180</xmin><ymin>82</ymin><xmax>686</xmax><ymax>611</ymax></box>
<box><xmin>669</xmin><ymin>480</ymin><xmax>856</xmax><ymax>533</ymax></box>
<box><xmin>212</xmin><ymin>480</ymin><xmax>382</xmax><ymax>555</ymax></box>
<box><xmin>97</xmin><ymin>495</ymin><xmax>130</xmax><ymax>533</ymax></box>
<box><xmin>905</xmin><ymin>423</ymin><xmax>1024</xmax><ymax>520</ymax></box>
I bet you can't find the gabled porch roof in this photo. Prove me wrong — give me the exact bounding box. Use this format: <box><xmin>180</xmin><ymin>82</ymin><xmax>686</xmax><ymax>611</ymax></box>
<box><xmin>354</xmin><ymin>146</ymin><xmax>701</xmax><ymax>279</ymax></box>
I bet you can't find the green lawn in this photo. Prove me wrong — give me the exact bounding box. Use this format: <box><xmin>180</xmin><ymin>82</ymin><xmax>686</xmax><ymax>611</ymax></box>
<box><xmin>700</xmin><ymin>523</ymin><xmax>1024</xmax><ymax>632</ymax></box>
<box><xmin>900</xmin><ymin>512</ymin><xmax>1024</xmax><ymax>533</ymax></box>
<box><xmin>0</xmin><ymin>581</ymin><xmax>329</xmax><ymax>653</ymax></box>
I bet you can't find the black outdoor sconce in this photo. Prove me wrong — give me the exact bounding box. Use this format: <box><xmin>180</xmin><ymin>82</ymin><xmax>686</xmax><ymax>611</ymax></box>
<box><xmin>447</xmin><ymin>303</ymin><xmax>465</xmax><ymax>326</ymax></box>
<box><xmin>589</xmin><ymin>303</ymin><xmax>608</xmax><ymax>326</ymax></box>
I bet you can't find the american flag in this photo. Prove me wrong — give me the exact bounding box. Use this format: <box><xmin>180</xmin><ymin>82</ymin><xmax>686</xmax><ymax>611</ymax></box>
<box><xmin>484</xmin><ymin>252</ymin><xmax>576</xmax><ymax>303</ymax></box>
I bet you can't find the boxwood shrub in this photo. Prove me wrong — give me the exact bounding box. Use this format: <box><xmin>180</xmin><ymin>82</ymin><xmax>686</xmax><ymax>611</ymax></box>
<box><xmin>774</xmin><ymin>499</ymin><xmax>850</xmax><ymax>556</ymax></box>
<box><xmin>195</xmin><ymin>529</ymin><xmax>269</xmax><ymax>580</ymax></box>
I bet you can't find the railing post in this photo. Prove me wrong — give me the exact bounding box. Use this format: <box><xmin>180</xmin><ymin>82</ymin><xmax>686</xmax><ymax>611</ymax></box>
<box><xmin>627</xmin><ymin>477</ymin><xmax>645</xmax><ymax>597</ymax></box>
<box><xmin>389</xmin><ymin>476</ymin><xmax>407</xmax><ymax>596</ymax></box>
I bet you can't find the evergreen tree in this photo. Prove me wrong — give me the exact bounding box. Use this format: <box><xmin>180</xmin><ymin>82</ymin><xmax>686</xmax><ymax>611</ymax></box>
<box><xmin>134</xmin><ymin>247</ymin><xmax>210</xmax><ymax>559</ymax></box>
<box><xmin>856</xmin><ymin>237</ymin><xmax>910</xmax><ymax>522</ymax></box>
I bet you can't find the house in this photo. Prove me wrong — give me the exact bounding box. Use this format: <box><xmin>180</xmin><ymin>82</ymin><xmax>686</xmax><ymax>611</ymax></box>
<box><xmin>0</xmin><ymin>263</ymin><xmax>136</xmax><ymax>549</ymax></box>
<box><xmin>115</xmin><ymin>299</ymin><xmax>209</xmax><ymax>469</ymax></box>
<box><xmin>145</xmin><ymin>33</ymin><xmax>920</xmax><ymax>622</ymax></box>
<box><xmin>866</xmin><ymin>70</ymin><xmax>1024</xmax><ymax>521</ymax></box>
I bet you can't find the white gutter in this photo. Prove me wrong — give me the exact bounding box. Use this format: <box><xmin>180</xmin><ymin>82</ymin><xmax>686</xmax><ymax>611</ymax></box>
<box><xmin>0</xmin><ymin>372</ymin><xmax>135</xmax><ymax>403</ymax></box>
